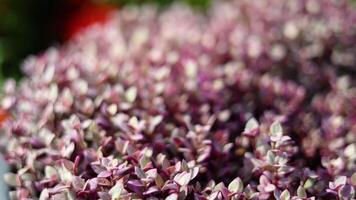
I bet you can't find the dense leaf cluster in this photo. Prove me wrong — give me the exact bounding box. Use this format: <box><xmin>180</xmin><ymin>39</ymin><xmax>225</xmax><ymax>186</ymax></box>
<box><xmin>1</xmin><ymin>0</ymin><xmax>355</xmax><ymax>199</ymax></box>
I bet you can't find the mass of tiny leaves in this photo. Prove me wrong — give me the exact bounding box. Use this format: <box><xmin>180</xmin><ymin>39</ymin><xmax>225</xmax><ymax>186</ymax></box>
<box><xmin>0</xmin><ymin>0</ymin><xmax>355</xmax><ymax>199</ymax></box>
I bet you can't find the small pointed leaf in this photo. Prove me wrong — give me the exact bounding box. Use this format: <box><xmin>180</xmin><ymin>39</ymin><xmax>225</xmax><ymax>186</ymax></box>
<box><xmin>245</xmin><ymin>118</ymin><xmax>259</xmax><ymax>132</ymax></box>
<box><xmin>297</xmin><ymin>186</ymin><xmax>307</xmax><ymax>198</ymax></box>
<box><xmin>228</xmin><ymin>177</ymin><xmax>244</xmax><ymax>193</ymax></box>
<box><xmin>125</xmin><ymin>87</ymin><xmax>137</xmax><ymax>103</ymax></box>
<box><xmin>280</xmin><ymin>189</ymin><xmax>290</xmax><ymax>200</ymax></box>
<box><xmin>270</xmin><ymin>121</ymin><xmax>283</xmax><ymax>137</ymax></box>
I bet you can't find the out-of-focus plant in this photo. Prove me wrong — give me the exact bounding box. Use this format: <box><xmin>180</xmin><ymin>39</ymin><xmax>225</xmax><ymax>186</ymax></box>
<box><xmin>0</xmin><ymin>0</ymin><xmax>210</xmax><ymax>85</ymax></box>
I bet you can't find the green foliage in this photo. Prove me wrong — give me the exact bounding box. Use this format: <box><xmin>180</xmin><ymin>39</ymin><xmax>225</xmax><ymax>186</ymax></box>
<box><xmin>0</xmin><ymin>0</ymin><xmax>58</xmax><ymax>83</ymax></box>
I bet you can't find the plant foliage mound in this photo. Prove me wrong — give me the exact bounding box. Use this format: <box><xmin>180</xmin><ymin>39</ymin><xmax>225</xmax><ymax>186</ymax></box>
<box><xmin>1</xmin><ymin>0</ymin><xmax>355</xmax><ymax>199</ymax></box>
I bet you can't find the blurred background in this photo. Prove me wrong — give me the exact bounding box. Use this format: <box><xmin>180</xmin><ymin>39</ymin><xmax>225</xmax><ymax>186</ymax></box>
<box><xmin>0</xmin><ymin>0</ymin><xmax>210</xmax><ymax>85</ymax></box>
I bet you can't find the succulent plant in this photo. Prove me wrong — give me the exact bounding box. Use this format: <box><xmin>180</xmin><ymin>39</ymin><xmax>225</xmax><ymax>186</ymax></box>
<box><xmin>0</xmin><ymin>0</ymin><xmax>355</xmax><ymax>199</ymax></box>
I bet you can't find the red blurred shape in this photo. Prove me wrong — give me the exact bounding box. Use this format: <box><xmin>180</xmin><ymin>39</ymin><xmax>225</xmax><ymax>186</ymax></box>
<box><xmin>0</xmin><ymin>109</ymin><xmax>9</xmax><ymax>126</ymax></box>
<box><xmin>63</xmin><ymin>2</ymin><xmax>115</xmax><ymax>41</ymax></box>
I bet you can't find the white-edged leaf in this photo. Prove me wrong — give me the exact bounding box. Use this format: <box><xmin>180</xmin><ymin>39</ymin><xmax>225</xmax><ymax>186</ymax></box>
<box><xmin>265</xmin><ymin>184</ymin><xmax>276</xmax><ymax>192</ymax></box>
<box><xmin>245</xmin><ymin>118</ymin><xmax>259</xmax><ymax>132</ymax></box>
<box><xmin>297</xmin><ymin>185</ymin><xmax>307</xmax><ymax>198</ymax></box>
<box><xmin>190</xmin><ymin>167</ymin><xmax>199</xmax><ymax>181</ymax></box>
<box><xmin>214</xmin><ymin>182</ymin><xmax>226</xmax><ymax>191</ymax></box>
<box><xmin>208</xmin><ymin>191</ymin><xmax>219</xmax><ymax>200</ymax></box>
<box><xmin>39</xmin><ymin>188</ymin><xmax>50</xmax><ymax>200</ymax></box>
<box><xmin>149</xmin><ymin>115</ymin><xmax>163</xmax><ymax>132</ymax></box>
<box><xmin>109</xmin><ymin>181</ymin><xmax>124</xmax><ymax>199</ymax></box>
<box><xmin>280</xmin><ymin>189</ymin><xmax>290</xmax><ymax>200</ymax></box>
<box><xmin>45</xmin><ymin>166</ymin><xmax>58</xmax><ymax>178</ymax></box>
<box><xmin>63</xmin><ymin>142</ymin><xmax>75</xmax><ymax>158</ymax></box>
<box><xmin>4</xmin><ymin>173</ymin><xmax>17</xmax><ymax>186</ymax></box>
<box><xmin>65</xmin><ymin>190</ymin><xmax>76</xmax><ymax>200</ymax></box>
<box><xmin>139</xmin><ymin>156</ymin><xmax>150</xmax><ymax>168</ymax></box>
<box><xmin>58</xmin><ymin>165</ymin><xmax>73</xmax><ymax>182</ymax></box>
<box><xmin>335</xmin><ymin>176</ymin><xmax>347</xmax><ymax>186</ymax></box>
<box><xmin>266</xmin><ymin>151</ymin><xmax>275</xmax><ymax>165</ymax></box>
<box><xmin>125</xmin><ymin>86</ymin><xmax>137</xmax><ymax>103</ymax></box>
<box><xmin>304</xmin><ymin>178</ymin><xmax>314</xmax><ymax>189</ymax></box>
<box><xmin>270</xmin><ymin>121</ymin><xmax>283</xmax><ymax>137</ymax></box>
<box><xmin>135</xmin><ymin>167</ymin><xmax>146</xmax><ymax>179</ymax></box>
<box><xmin>145</xmin><ymin>169</ymin><xmax>157</xmax><ymax>179</ymax></box>
<box><xmin>228</xmin><ymin>177</ymin><xmax>244</xmax><ymax>193</ymax></box>
<box><xmin>174</xmin><ymin>171</ymin><xmax>191</xmax><ymax>186</ymax></box>
<box><xmin>107</xmin><ymin>104</ymin><xmax>118</xmax><ymax>115</ymax></box>
<box><xmin>165</xmin><ymin>193</ymin><xmax>178</xmax><ymax>200</ymax></box>
<box><xmin>344</xmin><ymin>144</ymin><xmax>356</xmax><ymax>159</ymax></box>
